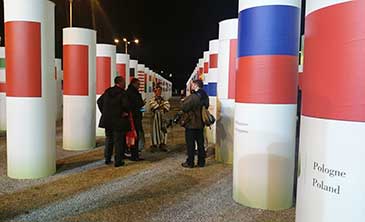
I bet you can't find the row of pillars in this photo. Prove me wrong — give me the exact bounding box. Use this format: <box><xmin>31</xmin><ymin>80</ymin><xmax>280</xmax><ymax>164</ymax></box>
<box><xmin>0</xmin><ymin>0</ymin><xmax>173</xmax><ymax>179</ymax></box>
<box><xmin>187</xmin><ymin>0</ymin><xmax>364</xmax><ymax>221</ymax></box>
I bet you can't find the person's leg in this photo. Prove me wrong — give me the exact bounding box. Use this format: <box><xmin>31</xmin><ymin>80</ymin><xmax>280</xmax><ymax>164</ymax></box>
<box><xmin>183</xmin><ymin>129</ymin><xmax>195</xmax><ymax>167</ymax></box>
<box><xmin>113</xmin><ymin>130</ymin><xmax>125</xmax><ymax>167</ymax></box>
<box><xmin>196</xmin><ymin>128</ymin><xmax>206</xmax><ymax>167</ymax></box>
<box><xmin>104</xmin><ymin>128</ymin><xmax>114</xmax><ymax>164</ymax></box>
<box><xmin>131</xmin><ymin>130</ymin><xmax>142</xmax><ymax>161</ymax></box>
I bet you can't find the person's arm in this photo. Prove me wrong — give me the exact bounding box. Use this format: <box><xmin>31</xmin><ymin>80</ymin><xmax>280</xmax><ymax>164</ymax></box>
<box><xmin>182</xmin><ymin>95</ymin><xmax>199</xmax><ymax>112</ymax></box>
<box><xmin>97</xmin><ymin>94</ymin><xmax>105</xmax><ymax>113</ymax></box>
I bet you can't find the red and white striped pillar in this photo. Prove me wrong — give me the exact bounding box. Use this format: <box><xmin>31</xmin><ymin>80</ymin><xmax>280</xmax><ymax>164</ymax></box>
<box><xmin>296</xmin><ymin>1</ymin><xmax>365</xmax><ymax>221</ymax></box>
<box><xmin>207</xmin><ymin>40</ymin><xmax>219</xmax><ymax>145</ymax></box>
<box><xmin>216</xmin><ymin>18</ymin><xmax>238</xmax><ymax>164</ymax></box>
<box><xmin>4</xmin><ymin>0</ymin><xmax>56</xmax><ymax>179</ymax></box>
<box><xmin>55</xmin><ymin>58</ymin><xmax>63</xmax><ymax>121</ymax></box>
<box><xmin>234</xmin><ymin>0</ymin><xmax>301</xmax><ymax>210</ymax></box>
<box><xmin>96</xmin><ymin>44</ymin><xmax>116</xmax><ymax>136</ymax></box>
<box><xmin>137</xmin><ymin>64</ymin><xmax>146</xmax><ymax>99</ymax></box>
<box><xmin>63</xmin><ymin>27</ymin><xmax>96</xmax><ymax>151</ymax></box>
<box><xmin>116</xmin><ymin>53</ymin><xmax>130</xmax><ymax>87</ymax></box>
<box><xmin>129</xmin><ymin>59</ymin><xmax>138</xmax><ymax>81</ymax></box>
<box><xmin>0</xmin><ymin>47</ymin><xmax>6</xmax><ymax>132</ymax></box>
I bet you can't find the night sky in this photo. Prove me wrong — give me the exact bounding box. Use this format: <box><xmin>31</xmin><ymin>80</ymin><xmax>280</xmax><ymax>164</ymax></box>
<box><xmin>0</xmin><ymin>0</ymin><xmax>305</xmax><ymax>91</ymax></box>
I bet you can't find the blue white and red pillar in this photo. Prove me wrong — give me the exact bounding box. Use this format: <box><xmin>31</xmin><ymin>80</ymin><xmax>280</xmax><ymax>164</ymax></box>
<box><xmin>203</xmin><ymin>51</ymin><xmax>209</xmax><ymax>94</ymax></box>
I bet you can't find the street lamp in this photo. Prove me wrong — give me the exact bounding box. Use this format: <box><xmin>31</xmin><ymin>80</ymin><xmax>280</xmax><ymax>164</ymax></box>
<box><xmin>123</xmin><ymin>38</ymin><xmax>139</xmax><ymax>54</ymax></box>
<box><xmin>69</xmin><ymin>0</ymin><xmax>74</xmax><ymax>27</ymax></box>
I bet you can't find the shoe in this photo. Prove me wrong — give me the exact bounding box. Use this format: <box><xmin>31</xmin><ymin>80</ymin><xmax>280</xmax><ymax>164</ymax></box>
<box><xmin>150</xmin><ymin>145</ymin><xmax>157</xmax><ymax>153</ymax></box>
<box><xmin>114</xmin><ymin>162</ymin><xmax>125</xmax><ymax>168</ymax></box>
<box><xmin>105</xmin><ymin>160</ymin><xmax>113</xmax><ymax>165</ymax></box>
<box><xmin>181</xmin><ymin>162</ymin><xmax>194</xmax><ymax>168</ymax></box>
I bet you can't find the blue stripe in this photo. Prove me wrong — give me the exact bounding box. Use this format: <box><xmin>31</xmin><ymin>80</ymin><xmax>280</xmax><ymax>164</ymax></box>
<box><xmin>238</xmin><ymin>5</ymin><xmax>300</xmax><ymax>57</ymax></box>
<box><xmin>203</xmin><ymin>84</ymin><xmax>209</xmax><ymax>94</ymax></box>
<box><xmin>208</xmin><ymin>83</ymin><xmax>217</xmax><ymax>97</ymax></box>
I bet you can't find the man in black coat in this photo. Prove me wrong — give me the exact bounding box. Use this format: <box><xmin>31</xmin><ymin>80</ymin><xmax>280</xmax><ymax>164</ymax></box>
<box><xmin>97</xmin><ymin>76</ymin><xmax>130</xmax><ymax>167</ymax></box>
<box><xmin>126</xmin><ymin>78</ymin><xmax>145</xmax><ymax>161</ymax></box>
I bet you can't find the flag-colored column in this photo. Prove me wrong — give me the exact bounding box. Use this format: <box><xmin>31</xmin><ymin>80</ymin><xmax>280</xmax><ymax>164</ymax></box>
<box><xmin>198</xmin><ymin>58</ymin><xmax>204</xmax><ymax>80</ymax></box>
<box><xmin>96</xmin><ymin>44</ymin><xmax>116</xmax><ymax>136</ymax></box>
<box><xmin>116</xmin><ymin>53</ymin><xmax>130</xmax><ymax>87</ymax></box>
<box><xmin>137</xmin><ymin>64</ymin><xmax>146</xmax><ymax>99</ymax></box>
<box><xmin>5</xmin><ymin>0</ymin><xmax>56</xmax><ymax>179</ymax></box>
<box><xmin>0</xmin><ymin>47</ymin><xmax>6</xmax><ymax>132</ymax></box>
<box><xmin>234</xmin><ymin>0</ymin><xmax>301</xmax><ymax>210</ymax></box>
<box><xmin>63</xmin><ymin>27</ymin><xmax>96</xmax><ymax>151</ymax></box>
<box><xmin>207</xmin><ymin>40</ymin><xmax>219</xmax><ymax>144</ymax></box>
<box><xmin>296</xmin><ymin>1</ymin><xmax>365</xmax><ymax>221</ymax></box>
<box><xmin>55</xmin><ymin>58</ymin><xmax>63</xmax><ymax>121</ymax></box>
<box><xmin>216</xmin><ymin>18</ymin><xmax>238</xmax><ymax>164</ymax></box>
<box><xmin>129</xmin><ymin>59</ymin><xmax>138</xmax><ymax>81</ymax></box>
<box><xmin>203</xmin><ymin>51</ymin><xmax>209</xmax><ymax>93</ymax></box>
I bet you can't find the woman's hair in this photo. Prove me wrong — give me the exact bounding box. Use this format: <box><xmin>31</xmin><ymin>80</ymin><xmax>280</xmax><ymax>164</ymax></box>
<box><xmin>192</xmin><ymin>79</ymin><xmax>203</xmax><ymax>89</ymax></box>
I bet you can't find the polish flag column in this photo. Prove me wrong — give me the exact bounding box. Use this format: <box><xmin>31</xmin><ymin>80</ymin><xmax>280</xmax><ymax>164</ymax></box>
<box><xmin>96</xmin><ymin>44</ymin><xmax>116</xmax><ymax>136</ymax></box>
<box><xmin>116</xmin><ymin>53</ymin><xmax>130</xmax><ymax>86</ymax></box>
<box><xmin>63</xmin><ymin>27</ymin><xmax>96</xmax><ymax>151</ymax></box>
<box><xmin>0</xmin><ymin>47</ymin><xmax>6</xmax><ymax>132</ymax></box>
<box><xmin>203</xmin><ymin>51</ymin><xmax>209</xmax><ymax>93</ymax></box>
<box><xmin>137</xmin><ymin>64</ymin><xmax>146</xmax><ymax>99</ymax></box>
<box><xmin>4</xmin><ymin>0</ymin><xmax>56</xmax><ymax>179</ymax></box>
<box><xmin>129</xmin><ymin>59</ymin><xmax>138</xmax><ymax>80</ymax></box>
<box><xmin>198</xmin><ymin>58</ymin><xmax>204</xmax><ymax>80</ymax></box>
<box><xmin>216</xmin><ymin>18</ymin><xmax>238</xmax><ymax>164</ymax></box>
<box><xmin>296</xmin><ymin>1</ymin><xmax>365</xmax><ymax>221</ymax></box>
<box><xmin>207</xmin><ymin>40</ymin><xmax>219</xmax><ymax>144</ymax></box>
<box><xmin>234</xmin><ymin>0</ymin><xmax>301</xmax><ymax>210</ymax></box>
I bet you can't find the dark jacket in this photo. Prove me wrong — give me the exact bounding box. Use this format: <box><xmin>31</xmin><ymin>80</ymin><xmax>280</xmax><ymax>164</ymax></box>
<box><xmin>181</xmin><ymin>89</ymin><xmax>209</xmax><ymax>129</ymax></box>
<box><xmin>97</xmin><ymin>86</ymin><xmax>130</xmax><ymax>131</ymax></box>
<box><xmin>126</xmin><ymin>84</ymin><xmax>145</xmax><ymax>131</ymax></box>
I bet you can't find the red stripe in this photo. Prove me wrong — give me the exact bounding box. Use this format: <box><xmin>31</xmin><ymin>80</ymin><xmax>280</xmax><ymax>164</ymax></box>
<box><xmin>96</xmin><ymin>57</ymin><xmax>111</xmax><ymax>94</ymax></box>
<box><xmin>228</xmin><ymin>39</ymin><xmax>238</xmax><ymax>100</ymax></box>
<box><xmin>209</xmin><ymin>54</ymin><xmax>218</xmax><ymax>68</ymax></box>
<box><xmin>302</xmin><ymin>1</ymin><xmax>365</xmax><ymax>122</ymax></box>
<box><xmin>298</xmin><ymin>71</ymin><xmax>303</xmax><ymax>90</ymax></box>
<box><xmin>63</xmin><ymin>45</ymin><xmax>89</xmax><ymax>96</ymax></box>
<box><xmin>204</xmin><ymin>62</ymin><xmax>209</xmax><ymax>74</ymax></box>
<box><xmin>236</xmin><ymin>55</ymin><xmax>298</xmax><ymax>104</ymax></box>
<box><xmin>116</xmin><ymin>64</ymin><xmax>126</xmax><ymax>78</ymax></box>
<box><xmin>0</xmin><ymin>83</ymin><xmax>6</xmax><ymax>93</ymax></box>
<box><xmin>5</xmin><ymin>21</ymin><xmax>41</xmax><ymax>97</ymax></box>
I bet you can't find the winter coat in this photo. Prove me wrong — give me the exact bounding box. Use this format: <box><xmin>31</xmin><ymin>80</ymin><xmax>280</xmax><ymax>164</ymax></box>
<box><xmin>181</xmin><ymin>89</ymin><xmax>209</xmax><ymax>129</ymax></box>
<box><xmin>126</xmin><ymin>84</ymin><xmax>145</xmax><ymax>131</ymax></box>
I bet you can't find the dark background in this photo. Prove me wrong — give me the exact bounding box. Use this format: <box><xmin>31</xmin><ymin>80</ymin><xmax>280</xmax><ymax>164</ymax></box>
<box><xmin>0</xmin><ymin>0</ymin><xmax>305</xmax><ymax>91</ymax></box>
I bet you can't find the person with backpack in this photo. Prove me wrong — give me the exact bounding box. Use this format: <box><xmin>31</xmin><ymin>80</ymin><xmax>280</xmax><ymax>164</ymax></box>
<box><xmin>181</xmin><ymin>79</ymin><xmax>209</xmax><ymax>168</ymax></box>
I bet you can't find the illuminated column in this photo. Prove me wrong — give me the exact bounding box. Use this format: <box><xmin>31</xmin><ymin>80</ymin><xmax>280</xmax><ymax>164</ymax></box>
<box><xmin>296</xmin><ymin>1</ymin><xmax>365</xmax><ymax>221</ymax></box>
<box><xmin>0</xmin><ymin>47</ymin><xmax>6</xmax><ymax>132</ymax></box>
<box><xmin>137</xmin><ymin>64</ymin><xmax>146</xmax><ymax>99</ymax></box>
<box><xmin>55</xmin><ymin>58</ymin><xmax>63</xmax><ymax>121</ymax></box>
<box><xmin>198</xmin><ymin>58</ymin><xmax>204</xmax><ymax>80</ymax></box>
<box><xmin>234</xmin><ymin>0</ymin><xmax>301</xmax><ymax>210</ymax></box>
<box><xmin>96</xmin><ymin>44</ymin><xmax>116</xmax><ymax>136</ymax></box>
<box><xmin>129</xmin><ymin>59</ymin><xmax>138</xmax><ymax>81</ymax></box>
<box><xmin>207</xmin><ymin>40</ymin><xmax>219</xmax><ymax>144</ymax></box>
<box><xmin>216</xmin><ymin>18</ymin><xmax>238</xmax><ymax>164</ymax></box>
<box><xmin>4</xmin><ymin>0</ymin><xmax>56</xmax><ymax>179</ymax></box>
<box><xmin>203</xmin><ymin>51</ymin><xmax>209</xmax><ymax>93</ymax></box>
<box><xmin>116</xmin><ymin>53</ymin><xmax>130</xmax><ymax>87</ymax></box>
<box><xmin>63</xmin><ymin>27</ymin><xmax>96</xmax><ymax>151</ymax></box>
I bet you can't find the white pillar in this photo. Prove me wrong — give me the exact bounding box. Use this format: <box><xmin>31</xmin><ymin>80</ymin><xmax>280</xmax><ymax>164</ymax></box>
<box><xmin>216</xmin><ymin>18</ymin><xmax>238</xmax><ymax>164</ymax></box>
<box><xmin>116</xmin><ymin>53</ymin><xmax>130</xmax><ymax>87</ymax></box>
<box><xmin>129</xmin><ymin>59</ymin><xmax>138</xmax><ymax>83</ymax></box>
<box><xmin>63</xmin><ymin>27</ymin><xmax>96</xmax><ymax>151</ymax></box>
<box><xmin>96</xmin><ymin>44</ymin><xmax>116</xmax><ymax>137</ymax></box>
<box><xmin>4</xmin><ymin>0</ymin><xmax>56</xmax><ymax>179</ymax></box>
<box><xmin>137</xmin><ymin>64</ymin><xmax>146</xmax><ymax>100</ymax></box>
<box><xmin>55</xmin><ymin>58</ymin><xmax>63</xmax><ymax>121</ymax></box>
<box><xmin>0</xmin><ymin>47</ymin><xmax>6</xmax><ymax>132</ymax></box>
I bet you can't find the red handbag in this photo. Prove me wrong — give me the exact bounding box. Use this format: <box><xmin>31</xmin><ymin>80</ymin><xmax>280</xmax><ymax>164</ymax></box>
<box><xmin>126</xmin><ymin>112</ymin><xmax>138</xmax><ymax>148</ymax></box>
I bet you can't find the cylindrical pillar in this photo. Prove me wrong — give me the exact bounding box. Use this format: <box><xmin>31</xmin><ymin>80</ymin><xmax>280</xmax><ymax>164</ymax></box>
<box><xmin>203</xmin><ymin>51</ymin><xmax>209</xmax><ymax>93</ymax></box>
<box><xmin>207</xmin><ymin>40</ymin><xmax>219</xmax><ymax>144</ymax></box>
<box><xmin>55</xmin><ymin>58</ymin><xmax>63</xmax><ymax>121</ymax></box>
<box><xmin>63</xmin><ymin>27</ymin><xmax>96</xmax><ymax>151</ymax></box>
<box><xmin>5</xmin><ymin>0</ymin><xmax>56</xmax><ymax>179</ymax></box>
<box><xmin>144</xmin><ymin>67</ymin><xmax>151</xmax><ymax>112</ymax></box>
<box><xmin>216</xmin><ymin>18</ymin><xmax>238</xmax><ymax>164</ymax></box>
<box><xmin>129</xmin><ymin>59</ymin><xmax>138</xmax><ymax>81</ymax></box>
<box><xmin>234</xmin><ymin>0</ymin><xmax>301</xmax><ymax>210</ymax></box>
<box><xmin>0</xmin><ymin>47</ymin><xmax>6</xmax><ymax>132</ymax></box>
<box><xmin>198</xmin><ymin>58</ymin><xmax>204</xmax><ymax>80</ymax></box>
<box><xmin>296</xmin><ymin>1</ymin><xmax>365</xmax><ymax>221</ymax></box>
<box><xmin>137</xmin><ymin>64</ymin><xmax>146</xmax><ymax>99</ymax></box>
<box><xmin>96</xmin><ymin>44</ymin><xmax>116</xmax><ymax>136</ymax></box>
<box><xmin>116</xmin><ymin>53</ymin><xmax>130</xmax><ymax>87</ymax></box>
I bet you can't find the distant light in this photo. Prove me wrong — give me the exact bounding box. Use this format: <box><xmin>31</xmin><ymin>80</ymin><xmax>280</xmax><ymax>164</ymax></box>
<box><xmin>123</xmin><ymin>38</ymin><xmax>127</xmax><ymax>42</ymax></box>
<box><xmin>161</xmin><ymin>71</ymin><xmax>164</xmax><ymax>74</ymax></box>
<box><xmin>134</xmin><ymin>39</ymin><xmax>139</xmax><ymax>44</ymax></box>
<box><xmin>114</xmin><ymin>38</ymin><xmax>119</xmax><ymax>44</ymax></box>
<box><xmin>169</xmin><ymin>74</ymin><xmax>173</xmax><ymax>78</ymax></box>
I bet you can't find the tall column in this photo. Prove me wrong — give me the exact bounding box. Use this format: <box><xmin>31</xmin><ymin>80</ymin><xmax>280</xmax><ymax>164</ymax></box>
<box><xmin>296</xmin><ymin>1</ymin><xmax>365</xmax><ymax>221</ymax></box>
<box><xmin>216</xmin><ymin>18</ymin><xmax>238</xmax><ymax>164</ymax></box>
<box><xmin>63</xmin><ymin>27</ymin><xmax>96</xmax><ymax>151</ymax></box>
<box><xmin>144</xmin><ymin>67</ymin><xmax>151</xmax><ymax>112</ymax></box>
<box><xmin>137</xmin><ymin>64</ymin><xmax>146</xmax><ymax>99</ymax></box>
<box><xmin>55</xmin><ymin>58</ymin><xmax>63</xmax><ymax>121</ymax></box>
<box><xmin>234</xmin><ymin>0</ymin><xmax>301</xmax><ymax>210</ymax></box>
<box><xmin>207</xmin><ymin>40</ymin><xmax>219</xmax><ymax>144</ymax></box>
<box><xmin>203</xmin><ymin>51</ymin><xmax>209</xmax><ymax>93</ymax></box>
<box><xmin>4</xmin><ymin>0</ymin><xmax>56</xmax><ymax>179</ymax></box>
<box><xmin>116</xmin><ymin>53</ymin><xmax>130</xmax><ymax>87</ymax></box>
<box><xmin>198</xmin><ymin>58</ymin><xmax>204</xmax><ymax>80</ymax></box>
<box><xmin>0</xmin><ymin>47</ymin><xmax>6</xmax><ymax>132</ymax></box>
<box><xmin>96</xmin><ymin>44</ymin><xmax>116</xmax><ymax>136</ymax></box>
<box><xmin>129</xmin><ymin>59</ymin><xmax>138</xmax><ymax>81</ymax></box>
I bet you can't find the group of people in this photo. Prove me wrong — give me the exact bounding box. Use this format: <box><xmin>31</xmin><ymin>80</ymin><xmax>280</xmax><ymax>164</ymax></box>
<box><xmin>97</xmin><ymin>76</ymin><xmax>208</xmax><ymax>169</ymax></box>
